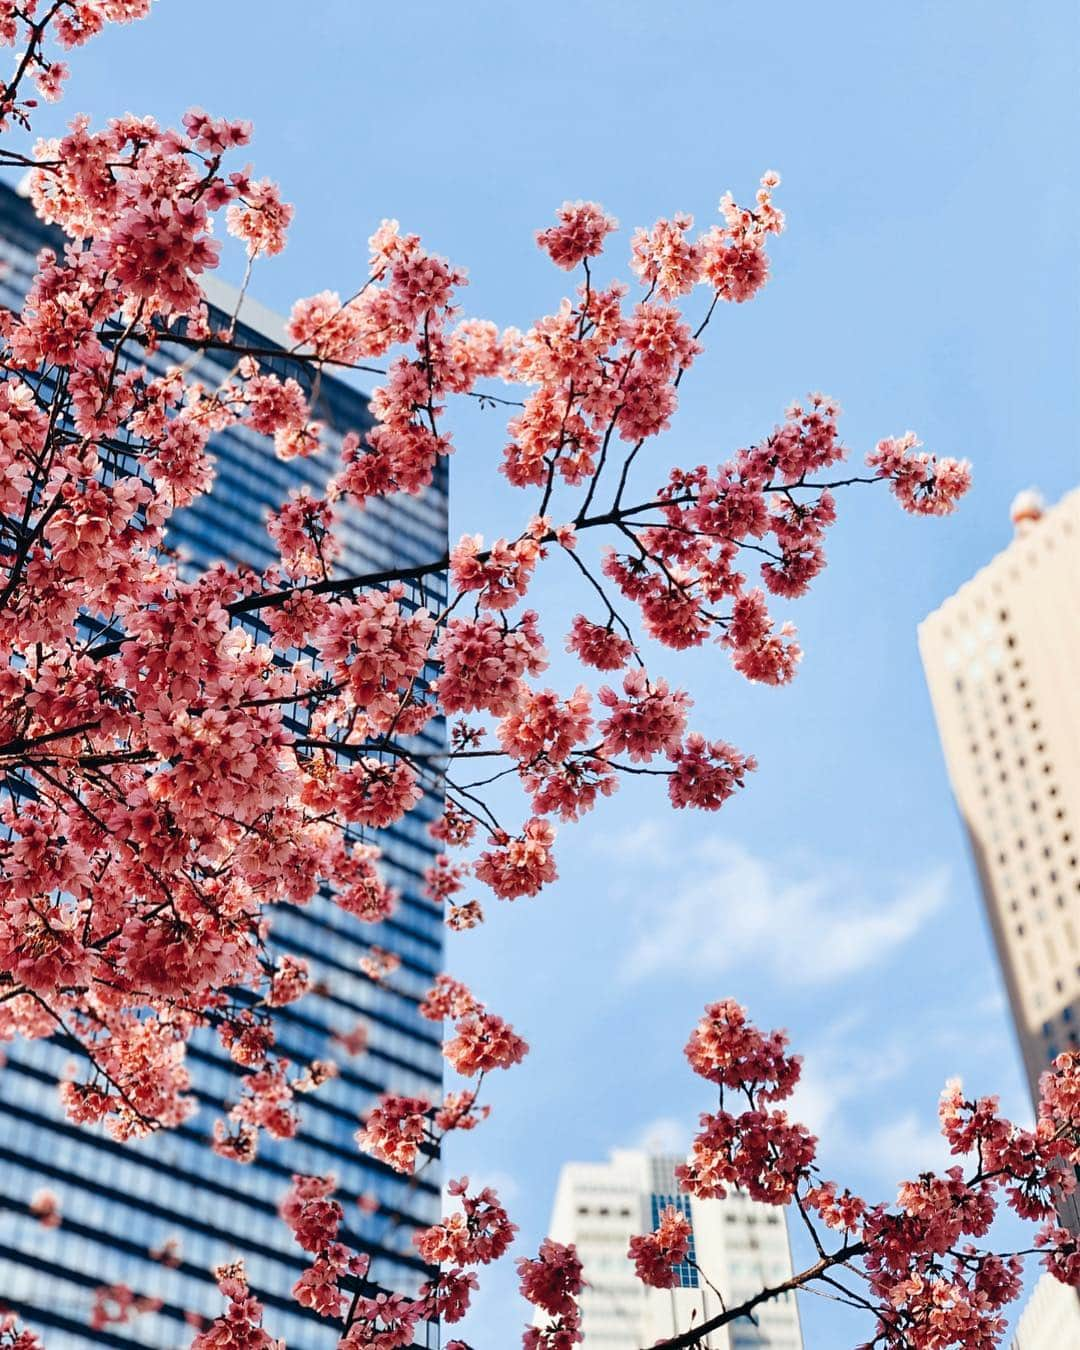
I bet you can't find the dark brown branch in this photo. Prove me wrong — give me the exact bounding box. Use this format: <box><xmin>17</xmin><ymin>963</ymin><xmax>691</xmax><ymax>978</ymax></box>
<box><xmin>649</xmin><ymin>1241</ymin><xmax>867</xmax><ymax>1349</ymax></box>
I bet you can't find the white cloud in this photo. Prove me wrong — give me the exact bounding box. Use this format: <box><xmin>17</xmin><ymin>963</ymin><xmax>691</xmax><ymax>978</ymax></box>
<box><xmin>784</xmin><ymin>1017</ymin><xmax>973</xmax><ymax>1193</ymax></box>
<box><xmin>618</xmin><ymin>838</ymin><xmax>949</xmax><ymax>986</ymax></box>
<box><xmin>860</xmin><ymin>1112</ymin><xmax>954</xmax><ymax>1185</ymax></box>
<box><xmin>630</xmin><ymin>1115</ymin><xmax>691</xmax><ymax>1155</ymax></box>
<box><xmin>787</xmin><ymin>1016</ymin><xmax>911</xmax><ymax>1138</ymax></box>
<box><xmin>591</xmin><ymin>816</ymin><xmax>672</xmax><ymax>864</ymax></box>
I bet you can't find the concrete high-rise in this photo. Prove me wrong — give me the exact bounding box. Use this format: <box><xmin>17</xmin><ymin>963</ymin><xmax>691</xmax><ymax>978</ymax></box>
<box><xmin>0</xmin><ymin>179</ymin><xmax>446</xmax><ymax>1346</ymax></box>
<box><xmin>542</xmin><ymin>1149</ymin><xmax>803</xmax><ymax>1349</ymax></box>
<box><xmin>919</xmin><ymin>488</ymin><xmax>1080</xmax><ymax>1105</ymax></box>
<box><xmin>1010</xmin><ymin>1271</ymin><xmax>1080</xmax><ymax>1348</ymax></box>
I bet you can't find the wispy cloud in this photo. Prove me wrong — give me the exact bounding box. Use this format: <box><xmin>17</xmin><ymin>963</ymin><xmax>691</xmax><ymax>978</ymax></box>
<box><xmin>860</xmin><ymin>1112</ymin><xmax>954</xmax><ymax>1183</ymax></box>
<box><xmin>785</xmin><ymin>1015</ymin><xmax>908</xmax><ymax>1138</ymax></box>
<box><xmin>786</xmin><ymin>1013</ymin><xmax>1002</xmax><ymax>1193</ymax></box>
<box><xmin>618</xmin><ymin>838</ymin><xmax>949</xmax><ymax>986</ymax></box>
<box><xmin>629</xmin><ymin>1024</ymin><xmax>953</xmax><ymax>1194</ymax></box>
<box><xmin>629</xmin><ymin>1115</ymin><xmax>692</xmax><ymax>1155</ymax></box>
<box><xmin>591</xmin><ymin>816</ymin><xmax>671</xmax><ymax>864</ymax></box>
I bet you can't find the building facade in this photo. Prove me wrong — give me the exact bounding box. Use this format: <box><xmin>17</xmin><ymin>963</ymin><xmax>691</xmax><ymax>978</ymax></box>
<box><xmin>543</xmin><ymin>1149</ymin><xmax>803</xmax><ymax>1350</ymax></box>
<box><xmin>919</xmin><ymin>489</ymin><xmax>1080</xmax><ymax>1106</ymax></box>
<box><xmin>1010</xmin><ymin>1272</ymin><xmax>1080</xmax><ymax>1348</ymax></box>
<box><xmin>0</xmin><ymin>181</ymin><xmax>447</xmax><ymax>1345</ymax></box>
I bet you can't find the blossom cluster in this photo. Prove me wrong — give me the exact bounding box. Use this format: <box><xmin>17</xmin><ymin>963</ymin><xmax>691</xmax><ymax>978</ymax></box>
<box><xmin>353</xmin><ymin>977</ymin><xmax>525</xmax><ymax>1184</ymax></box>
<box><xmin>190</xmin><ymin>1262</ymin><xmax>283</xmax><ymax>1350</ymax></box>
<box><xmin>517</xmin><ymin>1239</ymin><xmax>586</xmax><ymax>1348</ymax></box>
<box><xmin>616</xmin><ymin>1003</ymin><xmax>1080</xmax><ymax>1350</ymax></box>
<box><xmin>278</xmin><ymin>1173</ymin><xmax>369</xmax><ymax>1320</ymax></box>
<box><xmin>0</xmin><ymin>9</ymin><xmax>989</xmax><ymax>1347</ymax></box>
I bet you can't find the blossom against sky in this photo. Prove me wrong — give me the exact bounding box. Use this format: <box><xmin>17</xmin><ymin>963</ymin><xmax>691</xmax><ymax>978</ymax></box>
<box><xmin>21</xmin><ymin>1</ymin><xmax>1080</xmax><ymax>1342</ymax></box>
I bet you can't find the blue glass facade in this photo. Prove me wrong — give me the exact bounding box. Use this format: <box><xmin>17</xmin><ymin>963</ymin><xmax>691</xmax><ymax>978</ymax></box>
<box><xmin>647</xmin><ymin>1194</ymin><xmax>699</xmax><ymax>1290</ymax></box>
<box><xmin>0</xmin><ymin>181</ymin><xmax>447</xmax><ymax>1346</ymax></box>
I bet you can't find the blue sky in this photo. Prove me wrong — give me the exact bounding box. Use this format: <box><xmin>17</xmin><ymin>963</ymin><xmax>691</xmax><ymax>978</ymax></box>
<box><xmin>20</xmin><ymin>1</ymin><xmax>1080</xmax><ymax>1342</ymax></box>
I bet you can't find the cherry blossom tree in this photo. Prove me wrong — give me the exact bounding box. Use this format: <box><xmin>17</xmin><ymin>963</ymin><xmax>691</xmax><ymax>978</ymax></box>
<box><xmin>0</xmin><ymin>4</ymin><xmax>1075</xmax><ymax>1349</ymax></box>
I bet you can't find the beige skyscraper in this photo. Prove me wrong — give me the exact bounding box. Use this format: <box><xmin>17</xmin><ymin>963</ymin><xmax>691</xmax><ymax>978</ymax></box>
<box><xmin>919</xmin><ymin>487</ymin><xmax>1080</xmax><ymax>1102</ymax></box>
<box><xmin>1011</xmin><ymin>1271</ymin><xmax>1080</xmax><ymax>1349</ymax></box>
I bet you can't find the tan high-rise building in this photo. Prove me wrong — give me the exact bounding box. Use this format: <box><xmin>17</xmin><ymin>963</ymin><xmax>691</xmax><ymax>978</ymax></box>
<box><xmin>919</xmin><ymin>487</ymin><xmax>1080</xmax><ymax>1104</ymax></box>
<box><xmin>1011</xmin><ymin>1271</ymin><xmax>1080</xmax><ymax>1348</ymax></box>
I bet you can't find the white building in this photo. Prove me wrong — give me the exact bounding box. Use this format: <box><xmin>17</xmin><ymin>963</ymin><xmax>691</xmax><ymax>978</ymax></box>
<box><xmin>1010</xmin><ymin>1272</ymin><xmax>1080</xmax><ymax>1348</ymax></box>
<box><xmin>542</xmin><ymin>1150</ymin><xmax>803</xmax><ymax>1349</ymax></box>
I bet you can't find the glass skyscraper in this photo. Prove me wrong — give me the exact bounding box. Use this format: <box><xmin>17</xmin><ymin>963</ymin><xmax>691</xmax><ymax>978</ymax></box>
<box><xmin>0</xmin><ymin>180</ymin><xmax>447</xmax><ymax>1347</ymax></box>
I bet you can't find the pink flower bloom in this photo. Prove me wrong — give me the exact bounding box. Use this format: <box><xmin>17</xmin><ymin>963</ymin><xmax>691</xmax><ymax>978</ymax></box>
<box><xmin>444</xmin><ymin>1011</ymin><xmax>529</xmax><ymax>1077</ymax></box>
<box><xmin>627</xmin><ymin>1205</ymin><xmax>692</xmax><ymax>1288</ymax></box>
<box><xmin>444</xmin><ymin>318</ymin><xmax>507</xmax><ymax>390</ymax></box>
<box><xmin>698</xmin><ymin>174</ymin><xmax>784</xmax><ymax>303</ymax></box>
<box><xmin>450</xmin><ymin>533</ymin><xmax>540</xmax><ymax>611</ymax></box>
<box><xmin>629</xmin><ymin>214</ymin><xmax>701</xmax><ymax>299</ymax></box>
<box><xmin>415</xmin><ymin>1179</ymin><xmax>518</xmax><ymax>1267</ymax></box>
<box><xmin>447</xmin><ymin>900</ymin><xmax>485</xmax><ymax>931</ymax></box>
<box><xmin>436</xmin><ymin>612</ymin><xmax>548</xmax><ymax>716</ymax></box>
<box><xmin>521</xmin><ymin>754</ymin><xmax>618</xmax><ymax>822</ymax></box>
<box><xmin>332</xmin><ymin>1022</ymin><xmax>369</xmax><ymax>1058</ymax></box>
<box><xmin>867</xmin><ymin>432</ymin><xmax>972</xmax><ymax>516</ymax></box>
<box><xmin>597</xmin><ymin>669</ymin><xmax>690</xmax><ymax>762</ymax></box>
<box><xmin>182</xmin><ymin>107</ymin><xmax>252</xmax><ymax>152</ymax></box>
<box><xmin>292</xmin><ymin>1253</ymin><xmax>349</xmax><ymax>1318</ymax></box>
<box><xmin>420</xmin><ymin>974</ymin><xmax>480</xmax><ymax>1022</ymax></box>
<box><xmin>266</xmin><ymin>489</ymin><xmax>338</xmax><ymax>579</ymax></box>
<box><xmin>103</xmin><ymin>197</ymin><xmax>220</xmax><ymax>316</ymax></box>
<box><xmin>191</xmin><ymin>1262</ymin><xmax>283</xmax><ymax>1350</ymax></box>
<box><xmin>565</xmin><ymin>615</ymin><xmax>634</xmax><ymax>671</ymax></box>
<box><xmin>517</xmin><ymin>1238</ymin><xmax>584</xmax><ymax>1318</ymax></box>
<box><xmin>278</xmin><ymin>1173</ymin><xmax>343</xmax><ymax>1253</ymax></box>
<box><xmin>336</xmin><ymin>758</ymin><xmax>422</xmax><ymax>829</ymax></box>
<box><xmin>667</xmin><ymin>733</ymin><xmax>757</xmax><ymax>810</ymax></box>
<box><xmin>356</xmin><ymin>1095</ymin><xmax>431</xmax><ymax>1174</ymax></box>
<box><xmin>497</xmin><ymin>686</ymin><xmax>592</xmax><ymax>766</ymax></box>
<box><xmin>1037</xmin><ymin>1223</ymin><xmax>1080</xmax><ymax>1286</ymax></box>
<box><xmin>33</xmin><ymin>60</ymin><xmax>69</xmax><ymax>102</ymax></box>
<box><xmin>0</xmin><ymin>1315</ymin><xmax>42</xmax><ymax>1350</ymax></box>
<box><xmin>266</xmin><ymin>954</ymin><xmax>310</xmax><ymax>1007</ymax></box>
<box><xmin>435</xmin><ymin>1090</ymin><xmax>492</xmax><ymax>1134</ymax></box>
<box><xmin>339</xmin><ymin>1291</ymin><xmax>423</xmax><ymax>1349</ymax></box>
<box><xmin>535</xmin><ymin>201</ymin><xmax>617</xmax><ymax>270</ymax></box>
<box><xmin>474</xmin><ymin>818</ymin><xmax>557</xmax><ymax>899</ymax></box>
<box><xmin>358</xmin><ymin>946</ymin><xmax>401</xmax><ymax>984</ymax></box>
<box><xmin>89</xmin><ymin>1283</ymin><xmax>163</xmax><ymax>1332</ymax></box>
<box><xmin>684</xmin><ymin>998</ymin><xmax>802</xmax><ymax>1100</ymax></box>
<box><xmin>28</xmin><ymin>1189</ymin><xmax>61</xmax><ymax>1228</ymax></box>
<box><xmin>724</xmin><ymin>588</ymin><xmax>802</xmax><ymax>685</ymax></box>
<box><xmin>328</xmin><ymin>841</ymin><xmax>397</xmax><ymax>923</ymax></box>
<box><xmin>227</xmin><ymin>178</ymin><xmax>293</xmax><ymax>258</ymax></box>
<box><xmin>804</xmin><ymin>1180</ymin><xmax>867</xmax><ymax>1233</ymax></box>
<box><xmin>424</xmin><ymin>854</ymin><xmax>467</xmax><ymax>903</ymax></box>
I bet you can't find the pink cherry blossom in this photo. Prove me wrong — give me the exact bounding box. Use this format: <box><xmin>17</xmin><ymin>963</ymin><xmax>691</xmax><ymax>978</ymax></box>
<box><xmin>597</xmin><ymin>669</ymin><xmax>690</xmax><ymax>762</ymax></box>
<box><xmin>627</xmin><ymin>1205</ymin><xmax>692</xmax><ymax>1288</ymax></box>
<box><xmin>474</xmin><ymin>818</ymin><xmax>557</xmax><ymax>899</ymax></box>
<box><xmin>0</xmin><ymin>21</ymin><xmax>1010</xmax><ymax>1347</ymax></box>
<box><xmin>535</xmin><ymin>201</ymin><xmax>618</xmax><ymax>270</ymax></box>
<box><xmin>867</xmin><ymin>432</ymin><xmax>973</xmax><ymax>516</ymax></box>
<box><xmin>356</xmin><ymin>1095</ymin><xmax>431</xmax><ymax>1174</ymax></box>
<box><xmin>226</xmin><ymin>178</ymin><xmax>293</xmax><ymax>258</ymax></box>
